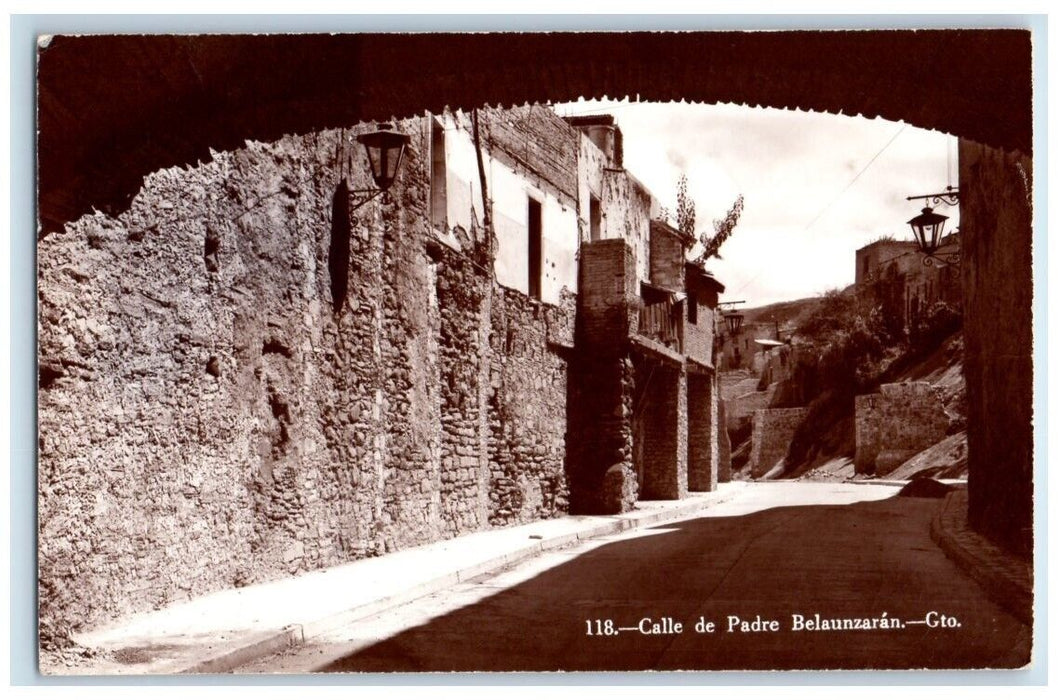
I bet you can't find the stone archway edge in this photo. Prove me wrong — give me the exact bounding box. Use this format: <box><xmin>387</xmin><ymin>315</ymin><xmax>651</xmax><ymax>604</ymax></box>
<box><xmin>37</xmin><ymin>30</ymin><xmax>1032</xmax><ymax>232</ymax></box>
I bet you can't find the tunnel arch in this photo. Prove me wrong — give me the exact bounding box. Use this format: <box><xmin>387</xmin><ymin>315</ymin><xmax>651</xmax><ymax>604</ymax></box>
<box><xmin>37</xmin><ymin>30</ymin><xmax>1031</xmax><ymax>233</ymax></box>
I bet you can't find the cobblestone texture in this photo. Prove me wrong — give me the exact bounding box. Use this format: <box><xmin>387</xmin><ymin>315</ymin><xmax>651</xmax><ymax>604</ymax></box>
<box><xmin>931</xmin><ymin>489</ymin><xmax>1032</xmax><ymax>625</ymax></box>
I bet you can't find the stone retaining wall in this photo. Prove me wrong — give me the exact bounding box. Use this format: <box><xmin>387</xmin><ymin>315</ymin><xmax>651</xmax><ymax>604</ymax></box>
<box><xmin>749</xmin><ymin>407</ymin><xmax>808</xmax><ymax>477</ymax></box>
<box><xmin>854</xmin><ymin>382</ymin><xmax>950</xmax><ymax>476</ymax></box>
<box><xmin>38</xmin><ymin>116</ymin><xmax>575</xmax><ymax>637</ymax></box>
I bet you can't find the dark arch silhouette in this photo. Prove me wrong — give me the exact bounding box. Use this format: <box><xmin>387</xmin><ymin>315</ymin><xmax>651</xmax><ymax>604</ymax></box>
<box><xmin>37</xmin><ymin>30</ymin><xmax>1031</xmax><ymax>233</ymax></box>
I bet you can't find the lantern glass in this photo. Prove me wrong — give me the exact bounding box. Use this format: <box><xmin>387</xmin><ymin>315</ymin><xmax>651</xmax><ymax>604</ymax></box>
<box><xmin>357</xmin><ymin>123</ymin><xmax>411</xmax><ymax>191</ymax></box>
<box><xmin>725</xmin><ymin>311</ymin><xmax>744</xmax><ymax>335</ymax></box>
<box><xmin>383</xmin><ymin>143</ymin><xmax>405</xmax><ymax>183</ymax></box>
<box><xmin>365</xmin><ymin>144</ymin><xmax>383</xmax><ymax>182</ymax></box>
<box><xmin>907</xmin><ymin>206</ymin><xmax>949</xmax><ymax>255</ymax></box>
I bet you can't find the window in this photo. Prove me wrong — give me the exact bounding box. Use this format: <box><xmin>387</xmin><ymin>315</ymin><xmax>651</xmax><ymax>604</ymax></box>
<box><xmin>688</xmin><ymin>295</ymin><xmax>698</xmax><ymax>325</ymax></box>
<box><xmin>429</xmin><ymin>117</ymin><xmax>447</xmax><ymax>230</ymax></box>
<box><xmin>528</xmin><ymin>198</ymin><xmax>542</xmax><ymax>300</ymax></box>
<box><xmin>589</xmin><ymin>194</ymin><xmax>602</xmax><ymax>242</ymax></box>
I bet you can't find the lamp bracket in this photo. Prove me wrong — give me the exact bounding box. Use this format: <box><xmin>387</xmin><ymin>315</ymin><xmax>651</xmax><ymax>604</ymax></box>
<box><xmin>922</xmin><ymin>251</ymin><xmax>961</xmax><ymax>268</ymax></box>
<box><xmin>906</xmin><ymin>188</ymin><xmax>960</xmax><ymax>207</ymax></box>
<box><xmin>349</xmin><ymin>187</ymin><xmax>383</xmax><ymax>212</ymax></box>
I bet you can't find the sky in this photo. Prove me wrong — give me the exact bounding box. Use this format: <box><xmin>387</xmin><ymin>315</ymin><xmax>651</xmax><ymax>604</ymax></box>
<box><xmin>552</xmin><ymin>99</ymin><xmax>961</xmax><ymax>309</ymax></box>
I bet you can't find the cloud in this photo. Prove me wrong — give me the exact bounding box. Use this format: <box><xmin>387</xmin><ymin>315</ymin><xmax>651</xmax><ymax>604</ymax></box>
<box><xmin>555</xmin><ymin>99</ymin><xmax>956</xmax><ymax>307</ymax></box>
<box><xmin>666</xmin><ymin>147</ymin><xmax>687</xmax><ymax>172</ymax></box>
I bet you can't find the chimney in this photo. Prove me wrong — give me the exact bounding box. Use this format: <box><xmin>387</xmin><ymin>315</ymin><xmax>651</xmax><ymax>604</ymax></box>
<box><xmin>563</xmin><ymin>114</ymin><xmax>623</xmax><ymax>168</ymax></box>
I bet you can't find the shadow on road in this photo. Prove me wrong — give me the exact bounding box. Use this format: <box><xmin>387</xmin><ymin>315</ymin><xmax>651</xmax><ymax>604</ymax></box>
<box><xmin>320</xmin><ymin>494</ymin><xmax>1031</xmax><ymax>673</ymax></box>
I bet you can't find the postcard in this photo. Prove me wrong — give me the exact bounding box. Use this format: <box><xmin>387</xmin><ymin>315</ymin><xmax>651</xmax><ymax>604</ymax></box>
<box><xmin>32</xmin><ymin>25</ymin><xmax>1036</xmax><ymax>678</ymax></box>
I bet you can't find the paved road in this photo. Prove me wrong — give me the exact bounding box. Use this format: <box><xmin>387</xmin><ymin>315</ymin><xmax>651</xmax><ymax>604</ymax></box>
<box><xmin>235</xmin><ymin>482</ymin><xmax>1032</xmax><ymax>673</ymax></box>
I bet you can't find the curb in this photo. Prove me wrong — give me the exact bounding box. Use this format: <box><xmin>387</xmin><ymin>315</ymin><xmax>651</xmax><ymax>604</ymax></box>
<box><xmin>929</xmin><ymin>491</ymin><xmax>1032</xmax><ymax>626</ymax></box>
<box><xmin>179</xmin><ymin>484</ymin><xmax>744</xmax><ymax>673</ymax></box>
<box><xmin>182</xmin><ymin>625</ymin><xmax>304</xmax><ymax>675</ymax></box>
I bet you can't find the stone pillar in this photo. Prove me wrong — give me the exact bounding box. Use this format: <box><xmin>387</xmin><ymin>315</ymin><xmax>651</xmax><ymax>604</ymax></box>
<box><xmin>854</xmin><ymin>393</ymin><xmax>882</xmax><ymax>475</ymax></box>
<box><xmin>960</xmin><ymin>139</ymin><xmax>1033</xmax><ymax>557</ymax></box>
<box><xmin>567</xmin><ymin>239</ymin><xmax>639</xmax><ymax>514</ymax></box>
<box><xmin>717</xmin><ymin>399</ymin><xmax>732</xmax><ymax>482</ymax></box>
<box><xmin>636</xmin><ymin>363</ymin><xmax>687</xmax><ymax>500</ymax></box>
<box><xmin>687</xmin><ymin>371</ymin><xmax>717</xmax><ymax>491</ymax></box>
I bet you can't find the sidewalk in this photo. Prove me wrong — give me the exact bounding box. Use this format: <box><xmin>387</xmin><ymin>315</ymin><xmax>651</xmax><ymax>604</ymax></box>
<box><xmin>930</xmin><ymin>488</ymin><xmax>1034</xmax><ymax>626</ymax></box>
<box><xmin>46</xmin><ymin>482</ymin><xmax>748</xmax><ymax>676</ymax></box>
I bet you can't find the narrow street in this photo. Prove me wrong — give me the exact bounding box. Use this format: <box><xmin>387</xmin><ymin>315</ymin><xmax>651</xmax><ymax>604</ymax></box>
<box><xmin>28</xmin><ymin>33</ymin><xmax>1037</xmax><ymax>689</ymax></box>
<box><xmin>235</xmin><ymin>482</ymin><xmax>1031</xmax><ymax>673</ymax></box>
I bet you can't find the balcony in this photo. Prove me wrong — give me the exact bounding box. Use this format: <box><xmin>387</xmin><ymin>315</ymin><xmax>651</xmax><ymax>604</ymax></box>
<box><xmin>638</xmin><ymin>299</ymin><xmax>683</xmax><ymax>354</ymax></box>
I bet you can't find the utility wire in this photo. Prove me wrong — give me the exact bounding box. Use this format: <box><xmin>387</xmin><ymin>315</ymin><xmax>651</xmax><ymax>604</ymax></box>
<box><xmin>552</xmin><ymin>100</ymin><xmax>912</xmax><ymax>304</ymax></box>
<box><xmin>731</xmin><ymin>122</ymin><xmax>908</xmax><ymax>298</ymax></box>
<box><xmin>800</xmin><ymin>123</ymin><xmax>907</xmax><ymax>234</ymax></box>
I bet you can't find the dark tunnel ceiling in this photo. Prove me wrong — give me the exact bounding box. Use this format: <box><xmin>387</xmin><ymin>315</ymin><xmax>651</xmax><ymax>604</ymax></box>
<box><xmin>37</xmin><ymin>30</ymin><xmax>1033</xmax><ymax>233</ymax></box>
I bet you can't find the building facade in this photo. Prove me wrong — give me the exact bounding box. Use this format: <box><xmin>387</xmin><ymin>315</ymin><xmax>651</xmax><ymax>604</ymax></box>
<box><xmin>568</xmin><ymin>215</ymin><xmax>725</xmax><ymax>512</ymax></box>
<box><xmin>37</xmin><ymin>106</ymin><xmax>726</xmax><ymax>638</ymax></box>
<box><xmin>854</xmin><ymin>234</ymin><xmax>962</xmax><ymax>333</ymax></box>
<box><xmin>718</xmin><ymin>318</ymin><xmax>791</xmax><ymax>373</ymax></box>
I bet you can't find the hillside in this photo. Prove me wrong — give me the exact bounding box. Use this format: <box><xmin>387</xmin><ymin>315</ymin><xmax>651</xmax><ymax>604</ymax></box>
<box><xmin>791</xmin><ymin>331</ymin><xmax>966</xmax><ymax>481</ymax></box>
<box><xmin>721</xmin><ymin>282</ymin><xmax>966</xmax><ymax>484</ymax></box>
<box><xmin>739</xmin><ymin>296</ymin><xmax>826</xmax><ymax>331</ymax></box>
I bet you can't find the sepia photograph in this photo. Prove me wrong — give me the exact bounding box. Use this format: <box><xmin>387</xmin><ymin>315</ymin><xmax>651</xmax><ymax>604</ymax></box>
<box><xmin>30</xmin><ymin>22</ymin><xmax>1038</xmax><ymax>679</ymax></box>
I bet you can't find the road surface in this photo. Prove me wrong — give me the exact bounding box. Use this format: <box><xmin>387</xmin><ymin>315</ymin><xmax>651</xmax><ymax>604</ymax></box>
<box><xmin>234</xmin><ymin>481</ymin><xmax>1031</xmax><ymax>673</ymax></box>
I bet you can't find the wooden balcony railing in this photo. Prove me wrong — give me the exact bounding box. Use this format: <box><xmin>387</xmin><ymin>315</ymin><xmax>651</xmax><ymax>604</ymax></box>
<box><xmin>638</xmin><ymin>300</ymin><xmax>683</xmax><ymax>353</ymax></box>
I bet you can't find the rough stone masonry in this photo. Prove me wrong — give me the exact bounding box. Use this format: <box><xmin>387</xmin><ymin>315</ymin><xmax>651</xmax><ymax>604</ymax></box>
<box><xmin>854</xmin><ymin>382</ymin><xmax>952</xmax><ymax>476</ymax></box>
<box><xmin>37</xmin><ymin>114</ymin><xmax>576</xmax><ymax>639</ymax></box>
<box><xmin>749</xmin><ymin>407</ymin><xmax>809</xmax><ymax>478</ymax></box>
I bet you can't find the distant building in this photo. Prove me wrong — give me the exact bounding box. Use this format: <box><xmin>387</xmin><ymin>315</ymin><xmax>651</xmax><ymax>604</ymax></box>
<box><xmin>718</xmin><ymin>317</ymin><xmax>797</xmax><ymax>378</ymax></box>
<box><xmin>854</xmin><ymin>233</ymin><xmax>962</xmax><ymax>331</ymax></box>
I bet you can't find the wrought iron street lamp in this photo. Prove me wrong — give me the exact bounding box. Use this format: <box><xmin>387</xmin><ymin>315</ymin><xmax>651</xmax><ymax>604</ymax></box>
<box><xmin>724</xmin><ymin>310</ymin><xmax>745</xmax><ymax>335</ymax></box>
<box><xmin>350</xmin><ymin>123</ymin><xmax>411</xmax><ymax>211</ymax></box>
<box><xmin>716</xmin><ymin>301</ymin><xmax>746</xmax><ymax>339</ymax></box>
<box><xmin>714</xmin><ymin>302</ymin><xmax>745</xmax><ymax>370</ymax></box>
<box><xmin>907</xmin><ymin>206</ymin><xmax>949</xmax><ymax>256</ymax></box>
<box><xmin>906</xmin><ymin>185</ymin><xmax>960</xmax><ymax>207</ymax></box>
<box><xmin>906</xmin><ymin>186</ymin><xmax>961</xmax><ymax>267</ymax></box>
